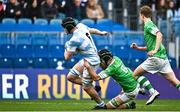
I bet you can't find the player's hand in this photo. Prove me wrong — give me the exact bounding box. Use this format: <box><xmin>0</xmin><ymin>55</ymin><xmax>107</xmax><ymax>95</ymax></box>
<box><xmin>101</xmin><ymin>31</ymin><xmax>109</xmax><ymax>36</ymax></box>
<box><xmin>133</xmin><ymin>75</ymin><xmax>137</xmax><ymax>80</ymax></box>
<box><xmin>73</xmin><ymin>49</ymin><xmax>78</xmax><ymax>55</ymax></box>
<box><xmin>130</xmin><ymin>43</ymin><xmax>138</xmax><ymax>49</ymax></box>
<box><xmin>84</xmin><ymin>59</ymin><xmax>90</xmax><ymax>68</ymax></box>
<box><xmin>147</xmin><ymin>50</ymin><xmax>157</xmax><ymax>56</ymax></box>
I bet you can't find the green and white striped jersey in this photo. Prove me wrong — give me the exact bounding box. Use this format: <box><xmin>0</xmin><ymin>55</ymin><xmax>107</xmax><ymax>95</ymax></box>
<box><xmin>144</xmin><ymin>20</ymin><xmax>167</xmax><ymax>59</ymax></box>
<box><xmin>98</xmin><ymin>56</ymin><xmax>137</xmax><ymax>92</ymax></box>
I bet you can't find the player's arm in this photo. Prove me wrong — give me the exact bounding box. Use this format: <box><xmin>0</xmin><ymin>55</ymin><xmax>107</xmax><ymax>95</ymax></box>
<box><xmin>147</xmin><ymin>32</ymin><xmax>163</xmax><ymax>56</ymax></box>
<box><xmin>146</xmin><ymin>25</ymin><xmax>163</xmax><ymax>56</ymax></box>
<box><xmin>64</xmin><ymin>40</ymin><xmax>78</xmax><ymax>60</ymax></box>
<box><xmin>89</xmin><ymin>28</ymin><xmax>108</xmax><ymax>36</ymax></box>
<box><xmin>131</xmin><ymin>43</ymin><xmax>147</xmax><ymax>51</ymax></box>
<box><xmin>84</xmin><ymin>60</ymin><xmax>102</xmax><ymax>81</ymax></box>
<box><xmin>84</xmin><ymin>60</ymin><xmax>110</xmax><ymax>81</ymax></box>
<box><xmin>64</xmin><ymin>50</ymin><xmax>73</xmax><ymax>60</ymax></box>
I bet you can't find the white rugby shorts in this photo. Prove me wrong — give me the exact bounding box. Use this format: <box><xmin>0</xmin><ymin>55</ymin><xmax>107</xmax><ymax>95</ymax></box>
<box><xmin>140</xmin><ymin>57</ymin><xmax>173</xmax><ymax>74</ymax></box>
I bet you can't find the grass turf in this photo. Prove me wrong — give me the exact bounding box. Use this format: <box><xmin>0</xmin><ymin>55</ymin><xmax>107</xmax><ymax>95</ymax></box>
<box><xmin>0</xmin><ymin>99</ymin><xmax>180</xmax><ymax>111</ymax></box>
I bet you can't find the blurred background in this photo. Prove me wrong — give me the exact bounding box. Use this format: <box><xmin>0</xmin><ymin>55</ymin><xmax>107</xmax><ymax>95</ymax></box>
<box><xmin>0</xmin><ymin>0</ymin><xmax>179</xmax><ymax>69</ymax></box>
<box><xmin>0</xmin><ymin>0</ymin><xmax>179</xmax><ymax>101</ymax></box>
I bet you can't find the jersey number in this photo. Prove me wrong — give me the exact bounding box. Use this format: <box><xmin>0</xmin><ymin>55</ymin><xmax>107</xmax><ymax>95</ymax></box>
<box><xmin>86</xmin><ymin>33</ymin><xmax>92</xmax><ymax>42</ymax></box>
<box><xmin>121</xmin><ymin>65</ymin><xmax>128</xmax><ymax>74</ymax></box>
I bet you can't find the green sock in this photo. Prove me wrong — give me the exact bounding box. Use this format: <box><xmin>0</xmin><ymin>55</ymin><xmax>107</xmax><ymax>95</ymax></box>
<box><xmin>176</xmin><ymin>84</ymin><xmax>180</xmax><ymax>91</ymax></box>
<box><xmin>136</xmin><ymin>76</ymin><xmax>155</xmax><ymax>95</ymax></box>
<box><xmin>125</xmin><ymin>102</ymin><xmax>130</xmax><ymax>109</ymax></box>
<box><xmin>125</xmin><ymin>102</ymin><xmax>135</xmax><ymax>109</ymax></box>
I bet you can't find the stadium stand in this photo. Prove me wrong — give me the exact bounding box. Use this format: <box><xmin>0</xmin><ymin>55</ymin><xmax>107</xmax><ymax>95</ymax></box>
<box><xmin>34</xmin><ymin>18</ymin><xmax>48</xmax><ymax>25</ymax></box>
<box><xmin>15</xmin><ymin>33</ymin><xmax>31</xmax><ymax>45</ymax></box>
<box><xmin>33</xmin><ymin>45</ymin><xmax>49</xmax><ymax>58</ymax></box>
<box><xmin>0</xmin><ymin>36</ymin><xmax>12</xmax><ymax>45</ymax></box>
<box><xmin>172</xmin><ymin>20</ymin><xmax>180</xmax><ymax>37</ymax></box>
<box><xmin>32</xmin><ymin>58</ymin><xmax>49</xmax><ymax>68</ymax></box>
<box><xmin>16</xmin><ymin>45</ymin><xmax>33</xmax><ymax>58</ymax></box>
<box><xmin>49</xmin><ymin>58</ymin><xmax>62</xmax><ymax>68</ymax></box>
<box><xmin>32</xmin><ymin>33</ymin><xmax>48</xmax><ymax>45</ymax></box>
<box><xmin>50</xmin><ymin>19</ymin><xmax>62</xmax><ymax>26</ymax></box>
<box><xmin>97</xmin><ymin>18</ymin><xmax>115</xmax><ymax>26</ymax></box>
<box><xmin>0</xmin><ymin>58</ymin><xmax>13</xmax><ymax>68</ymax></box>
<box><xmin>48</xmin><ymin>33</ymin><xmax>61</xmax><ymax>45</ymax></box>
<box><xmin>159</xmin><ymin>20</ymin><xmax>168</xmax><ymax>38</ymax></box>
<box><xmin>14</xmin><ymin>58</ymin><xmax>29</xmax><ymax>68</ymax></box>
<box><xmin>18</xmin><ymin>18</ymin><xmax>32</xmax><ymax>24</ymax></box>
<box><xmin>0</xmin><ymin>44</ymin><xmax>15</xmax><ymax>58</ymax></box>
<box><xmin>49</xmin><ymin>45</ymin><xmax>64</xmax><ymax>58</ymax></box>
<box><xmin>0</xmin><ymin>18</ymin><xmax>177</xmax><ymax>69</ymax></box>
<box><xmin>112</xmin><ymin>33</ymin><xmax>127</xmax><ymax>46</ymax></box>
<box><xmin>2</xmin><ymin>18</ymin><xmax>16</xmax><ymax>24</ymax></box>
<box><xmin>81</xmin><ymin>19</ymin><xmax>95</xmax><ymax>26</ymax></box>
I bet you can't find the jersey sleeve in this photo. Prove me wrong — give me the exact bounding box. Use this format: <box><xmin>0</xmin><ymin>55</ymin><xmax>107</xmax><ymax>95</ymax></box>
<box><xmin>98</xmin><ymin>71</ymin><xmax>109</xmax><ymax>79</ymax></box>
<box><xmin>147</xmin><ymin>25</ymin><xmax>160</xmax><ymax>36</ymax></box>
<box><xmin>98</xmin><ymin>67</ymin><xmax>113</xmax><ymax>79</ymax></box>
<box><xmin>65</xmin><ymin>37</ymin><xmax>81</xmax><ymax>52</ymax></box>
<box><xmin>77</xmin><ymin>23</ymin><xmax>90</xmax><ymax>31</ymax></box>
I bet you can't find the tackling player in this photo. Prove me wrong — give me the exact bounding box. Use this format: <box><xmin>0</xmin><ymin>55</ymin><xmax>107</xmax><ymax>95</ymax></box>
<box><xmin>84</xmin><ymin>49</ymin><xmax>139</xmax><ymax>110</ymax></box>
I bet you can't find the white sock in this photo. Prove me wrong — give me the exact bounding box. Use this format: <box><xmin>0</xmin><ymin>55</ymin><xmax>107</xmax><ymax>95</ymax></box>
<box><xmin>97</xmin><ymin>101</ymin><xmax>105</xmax><ymax>107</ymax></box>
<box><xmin>149</xmin><ymin>88</ymin><xmax>155</xmax><ymax>95</ymax></box>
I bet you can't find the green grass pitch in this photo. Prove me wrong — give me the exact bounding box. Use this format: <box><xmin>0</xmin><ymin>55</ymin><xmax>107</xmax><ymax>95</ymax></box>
<box><xmin>0</xmin><ymin>99</ymin><xmax>180</xmax><ymax>111</ymax></box>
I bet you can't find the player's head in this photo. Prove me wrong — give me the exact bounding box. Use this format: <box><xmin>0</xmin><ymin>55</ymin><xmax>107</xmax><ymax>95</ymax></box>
<box><xmin>61</xmin><ymin>17</ymin><xmax>77</xmax><ymax>34</ymax></box>
<box><xmin>98</xmin><ymin>49</ymin><xmax>113</xmax><ymax>70</ymax></box>
<box><xmin>140</xmin><ymin>5</ymin><xmax>152</xmax><ymax>20</ymax></box>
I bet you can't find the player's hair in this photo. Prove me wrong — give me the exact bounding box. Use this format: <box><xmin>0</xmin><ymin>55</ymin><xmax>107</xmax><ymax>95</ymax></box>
<box><xmin>140</xmin><ymin>5</ymin><xmax>152</xmax><ymax>18</ymax></box>
<box><xmin>98</xmin><ymin>49</ymin><xmax>113</xmax><ymax>66</ymax></box>
<box><xmin>61</xmin><ymin>17</ymin><xmax>77</xmax><ymax>33</ymax></box>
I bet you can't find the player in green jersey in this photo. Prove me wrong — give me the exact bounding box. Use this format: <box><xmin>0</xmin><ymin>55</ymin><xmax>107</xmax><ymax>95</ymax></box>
<box><xmin>84</xmin><ymin>49</ymin><xmax>139</xmax><ymax>110</ymax></box>
<box><xmin>131</xmin><ymin>5</ymin><xmax>180</xmax><ymax>105</ymax></box>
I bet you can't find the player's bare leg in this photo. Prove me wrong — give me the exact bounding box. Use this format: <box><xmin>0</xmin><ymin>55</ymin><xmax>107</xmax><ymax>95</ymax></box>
<box><xmin>67</xmin><ymin>75</ymin><xmax>82</xmax><ymax>85</ymax></box>
<box><xmin>162</xmin><ymin>72</ymin><xmax>180</xmax><ymax>90</ymax></box>
<box><xmin>67</xmin><ymin>62</ymin><xmax>104</xmax><ymax>107</ymax></box>
<box><xmin>67</xmin><ymin>63</ymin><xmax>83</xmax><ymax>85</ymax></box>
<box><xmin>67</xmin><ymin>62</ymin><xmax>102</xmax><ymax>91</ymax></box>
<box><xmin>83</xmin><ymin>85</ymin><xmax>102</xmax><ymax>103</ymax></box>
<box><xmin>133</xmin><ymin>65</ymin><xmax>147</xmax><ymax>80</ymax></box>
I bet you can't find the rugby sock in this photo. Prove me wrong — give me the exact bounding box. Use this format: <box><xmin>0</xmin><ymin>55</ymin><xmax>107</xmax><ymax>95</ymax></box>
<box><xmin>97</xmin><ymin>101</ymin><xmax>105</xmax><ymax>107</ymax></box>
<box><xmin>176</xmin><ymin>84</ymin><xmax>180</xmax><ymax>91</ymax></box>
<box><xmin>125</xmin><ymin>103</ymin><xmax>130</xmax><ymax>109</ymax></box>
<box><xmin>125</xmin><ymin>101</ymin><xmax>136</xmax><ymax>109</ymax></box>
<box><xmin>136</xmin><ymin>76</ymin><xmax>155</xmax><ymax>95</ymax></box>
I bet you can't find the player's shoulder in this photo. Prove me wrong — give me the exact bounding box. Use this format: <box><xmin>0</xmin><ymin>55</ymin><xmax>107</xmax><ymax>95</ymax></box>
<box><xmin>145</xmin><ymin>21</ymin><xmax>158</xmax><ymax>29</ymax></box>
<box><xmin>112</xmin><ymin>56</ymin><xmax>124</xmax><ymax>67</ymax></box>
<box><xmin>76</xmin><ymin>23</ymin><xmax>87</xmax><ymax>28</ymax></box>
<box><xmin>69</xmin><ymin>33</ymin><xmax>80</xmax><ymax>42</ymax></box>
<box><xmin>70</xmin><ymin>32</ymin><xmax>86</xmax><ymax>43</ymax></box>
<box><xmin>113</xmin><ymin>56</ymin><xmax>121</xmax><ymax>62</ymax></box>
<box><xmin>77</xmin><ymin>23</ymin><xmax>90</xmax><ymax>31</ymax></box>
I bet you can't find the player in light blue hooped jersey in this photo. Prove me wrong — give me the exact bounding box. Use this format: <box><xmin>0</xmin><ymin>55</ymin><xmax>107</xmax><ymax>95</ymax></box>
<box><xmin>62</xmin><ymin>17</ymin><xmax>108</xmax><ymax>108</ymax></box>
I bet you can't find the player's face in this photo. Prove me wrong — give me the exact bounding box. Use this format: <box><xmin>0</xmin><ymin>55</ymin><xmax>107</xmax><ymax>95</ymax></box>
<box><xmin>100</xmin><ymin>61</ymin><xmax>107</xmax><ymax>70</ymax></box>
<box><xmin>139</xmin><ymin>13</ymin><xmax>144</xmax><ymax>21</ymax></box>
<box><xmin>64</xmin><ymin>29</ymin><xmax>69</xmax><ymax>34</ymax></box>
